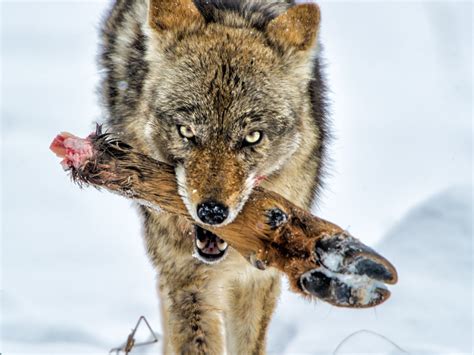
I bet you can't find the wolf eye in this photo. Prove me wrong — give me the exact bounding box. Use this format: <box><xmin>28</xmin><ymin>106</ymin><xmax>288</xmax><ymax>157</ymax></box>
<box><xmin>178</xmin><ymin>125</ymin><xmax>195</xmax><ymax>140</ymax></box>
<box><xmin>243</xmin><ymin>131</ymin><xmax>262</xmax><ymax>146</ymax></box>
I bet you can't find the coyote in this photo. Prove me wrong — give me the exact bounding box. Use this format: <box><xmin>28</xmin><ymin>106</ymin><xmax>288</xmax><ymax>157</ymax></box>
<box><xmin>99</xmin><ymin>0</ymin><xmax>329</xmax><ymax>353</ymax></box>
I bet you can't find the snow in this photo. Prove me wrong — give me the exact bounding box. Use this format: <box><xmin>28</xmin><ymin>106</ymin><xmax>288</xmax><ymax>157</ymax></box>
<box><xmin>319</xmin><ymin>251</ymin><xmax>343</xmax><ymax>271</ymax></box>
<box><xmin>1</xmin><ymin>1</ymin><xmax>472</xmax><ymax>354</ymax></box>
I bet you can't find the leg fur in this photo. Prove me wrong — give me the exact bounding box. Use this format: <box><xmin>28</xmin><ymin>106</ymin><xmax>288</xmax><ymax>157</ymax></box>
<box><xmin>157</xmin><ymin>280</ymin><xmax>173</xmax><ymax>354</ymax></box>
<box><xmin>224</xmin><ymin>270</ymin><xmax>281</xmax><ymax>355</ymax></box>
<box><xmin>142</xmin><ymin>209</ymin><xmax>225</xmax><ymax>355</ymax></box>
<box><xmin>163</xmin><ymin>276</ymin><xmax>225</xmax><ymax>355</ymax></box>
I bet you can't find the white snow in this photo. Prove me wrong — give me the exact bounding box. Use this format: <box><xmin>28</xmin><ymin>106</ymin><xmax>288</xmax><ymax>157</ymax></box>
<box><xmin>1</xmin><ymin>1</ymin><xmax>472</xmax><ymax>354</ymax></box>
<box><xmin>319</xmin><ymin>251</ymin><xmax>343</xmax><ymax>272</ymax></box>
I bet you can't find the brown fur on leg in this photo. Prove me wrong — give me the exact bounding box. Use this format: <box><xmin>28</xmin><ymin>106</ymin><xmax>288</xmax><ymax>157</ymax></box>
<box><xmin>157</xmin><ymin>280</ymin><xmax>173</xmax><ymax>354</ymax></box>
<box><xmin>254</xmin><ymin>275</ymin><xmax>281</xmax><ymax>354</ymax></box>
<box><xmin>166</xmin><ymin>285</ymin><xmax>224</xmax><ymax>355</ymax></box>
<box><xmin>225</xmin><ymin>270</ymin><xmax>281</xmax><ymax>355</ymax></box>
<box><xmin>143</xmin><ymin>210</ymin><xmax>225</xmax><ymax>355</ymax></box>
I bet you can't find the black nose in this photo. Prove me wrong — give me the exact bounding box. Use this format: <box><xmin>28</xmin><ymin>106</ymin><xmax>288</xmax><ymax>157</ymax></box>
<box><xmin>197</xmin><ymin>201</ymin><xmax>229</xmax><ymax>225</ymax></box>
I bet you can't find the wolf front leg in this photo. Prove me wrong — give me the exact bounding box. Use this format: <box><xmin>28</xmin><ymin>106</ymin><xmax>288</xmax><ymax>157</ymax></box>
<box><xmin>160</xmin><ymin>278</ymin><xmax>225</xmax><ymax>355</ymax></box>
<box><xmin>142</xmin><ymin>210</ymin><xmax>225</xmax><ymax>355</ymax></box>
<box><xmin>224</xmin><ymin>268</ymin><xmax>281</xmax><ymax>355</ymax></box>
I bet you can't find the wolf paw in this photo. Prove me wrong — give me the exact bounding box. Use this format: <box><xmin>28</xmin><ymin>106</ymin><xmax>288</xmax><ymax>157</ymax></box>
<box><xmin>299</xmin><ymin>233</ymin><xmax>397</xmax><ymax>308</ymax></box>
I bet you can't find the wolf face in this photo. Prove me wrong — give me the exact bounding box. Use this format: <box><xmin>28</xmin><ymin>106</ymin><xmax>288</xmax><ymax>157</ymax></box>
<box><xmin>142</xmin><ymin>0</ymin><xmax>321</xmax><ymax>229</ymax></box>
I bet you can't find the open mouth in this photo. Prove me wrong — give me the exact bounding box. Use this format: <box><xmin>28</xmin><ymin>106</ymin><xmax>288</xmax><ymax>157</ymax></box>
<box><xmin>193</xmin><ymin>225</ymin><xmax>229</xmax><ymax>264</ymax></box>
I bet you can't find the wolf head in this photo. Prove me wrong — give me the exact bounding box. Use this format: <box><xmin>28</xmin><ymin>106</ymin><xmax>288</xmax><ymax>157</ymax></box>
<box><xmin>141</xmin><ymin>0</ymin><xmax>321</xmax><ymax>226</ymax></box>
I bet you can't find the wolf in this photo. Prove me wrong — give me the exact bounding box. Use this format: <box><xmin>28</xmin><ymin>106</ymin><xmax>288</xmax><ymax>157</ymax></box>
<box><xmin>99</xmin><ymin>0</ymin><xmax>329</xmax><ymax>353</ymax></box>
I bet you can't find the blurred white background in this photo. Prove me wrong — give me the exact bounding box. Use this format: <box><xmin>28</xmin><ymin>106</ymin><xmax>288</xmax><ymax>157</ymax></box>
<box><xmin>1</xmin><ymin>0</ymin><xmax>472</xmax><ymax>354</ymax></box>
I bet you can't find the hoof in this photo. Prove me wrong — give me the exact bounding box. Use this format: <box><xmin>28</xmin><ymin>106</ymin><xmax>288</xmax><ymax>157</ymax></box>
<box><xmin>299</xmin><ymin>233</ymin><xmax>397</xmax><ymax>308</ymax></box>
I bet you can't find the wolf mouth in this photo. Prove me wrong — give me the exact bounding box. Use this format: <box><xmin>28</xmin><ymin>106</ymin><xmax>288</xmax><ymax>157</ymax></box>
<box><xmin>193</xmin><ymin>225</ymin><xmax>229</xmax><ymax>264</ymax></box>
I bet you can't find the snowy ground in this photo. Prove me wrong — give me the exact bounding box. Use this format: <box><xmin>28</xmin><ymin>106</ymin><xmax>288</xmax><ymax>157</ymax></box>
<box><xmin>1</xmin><ymin>1</ymin><xmax>472</xmax><ymax>354</ymax></box>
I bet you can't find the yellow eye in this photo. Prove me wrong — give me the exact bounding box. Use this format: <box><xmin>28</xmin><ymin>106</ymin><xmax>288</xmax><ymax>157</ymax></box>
<box><xmin>244</xmin><ymin>131</ymin><xmax>262</xmax><ymax>145</ymax></box>
<box><xmin>178</xmin><ymin>125</ymin><xmax>195</xmax><ymax>139</ymax></box>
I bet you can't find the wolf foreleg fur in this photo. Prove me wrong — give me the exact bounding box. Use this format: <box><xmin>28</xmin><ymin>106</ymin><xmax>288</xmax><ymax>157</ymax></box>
<box><xmin>158</xmin><ymin>272</ymin><xmax>227</xmax><ymax>355</ymax></box>
<box><xmin>224</xmin><ymin>272</ymin><xmax>281</xmax><ymax>355</ymax></box>
<box><xmin>143</xmin><ymin>211</ymin><xmax>226</xmax><ymax>354</ymax></box>
<box><xmin>165</xmin><ymin>281</ymin><xmax>225</xmax><ymax>354</ymax></box>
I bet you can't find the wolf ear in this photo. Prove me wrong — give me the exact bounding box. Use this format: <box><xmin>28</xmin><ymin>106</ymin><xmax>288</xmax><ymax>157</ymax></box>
<box><xmin>148</xmin><ymin>0</ymin><xmax>204</xmax><ymax>33</ymax></box>
<box><xmin>267</xmin><ymin>3</ymin><xmax>321</xmax><ymax>51</ymax></box>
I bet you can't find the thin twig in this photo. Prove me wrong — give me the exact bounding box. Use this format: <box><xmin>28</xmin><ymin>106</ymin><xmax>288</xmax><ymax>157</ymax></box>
<box><xmin>109</xmin><ymin>316</ymin><xmax>160</xmax><ymax>354</ymax></box>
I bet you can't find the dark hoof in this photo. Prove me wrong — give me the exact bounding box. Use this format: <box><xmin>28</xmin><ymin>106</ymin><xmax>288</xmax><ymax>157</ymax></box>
<box><xmin>315</xmin><ymin>234</ymin><xmax>397</xmax><ymax>284</ymax></box>
<box><xmin>300</xmin><ymin>268</ymin><xmax>390</xmax><ymax>308</ymax></box>
<box><xmin>299</xmin><ymin>233</ymin><xmax>397</xmax><ymax>308</ymax></box>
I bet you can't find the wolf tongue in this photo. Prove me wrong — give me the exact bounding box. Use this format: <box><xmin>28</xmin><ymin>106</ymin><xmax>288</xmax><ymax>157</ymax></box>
<box><xmin>206</xmin><ymin>241</ymin><xmax>216</xmax><ymax>251</ymax></box>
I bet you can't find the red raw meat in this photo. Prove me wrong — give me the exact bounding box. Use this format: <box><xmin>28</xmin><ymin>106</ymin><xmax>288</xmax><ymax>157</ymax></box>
<box><xmin>50</xmin><ymin>132</ymin><xmax>95</xmax><ymax>170</ymax></box>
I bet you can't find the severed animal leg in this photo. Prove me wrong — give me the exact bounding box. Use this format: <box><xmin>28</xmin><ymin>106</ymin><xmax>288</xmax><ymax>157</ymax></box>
<box><xmin>50</xmin><ymin>127</ymin><xmax>398</xmax><ymax>308</ymax></box>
